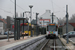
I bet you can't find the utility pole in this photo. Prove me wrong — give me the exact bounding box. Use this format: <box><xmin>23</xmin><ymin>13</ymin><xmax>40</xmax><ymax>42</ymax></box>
<box><xmin>41</xmin><ymin>18</ymin><xmax>44</xmax><ymax>34</ymax></box>
<box><xmin>14</xmin><ymin>0</ymin><xmax>16</xmax><ymax>40</ymax></box>
<box><xmin>24</xmin><ymin>11</ymin><xmax>30</xmax><ymax>37</ymax></box>
<box><xmin>29</xmin><ymin>5</ymin><xmax>33</xmax><ymax>37</ymax></box>
<box><xmin>36</xmin><ymin>13</ymin><xmax>39</xmax><ymax>36</ymax></box>
<box><xmin>23</xmin><ymin>12</ymin><xmax>24</xmax><ymax>39</ymax></box>
<box><xmin>52</xmin><ymin>13</ymin><xmax>54</xmax><ymax>23</ymax></box>
<box><xmin>66</xmin><ymin>5</ymin><xmax>69</xmax><ymax>44</ymax></box>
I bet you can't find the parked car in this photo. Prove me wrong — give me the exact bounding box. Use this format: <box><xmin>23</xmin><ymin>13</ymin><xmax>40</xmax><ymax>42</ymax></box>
<box><xmin>63</xmin><ymin>31</ymin><xmax>75</xmax><ymax>38</ymax></box>
<box><xmin>11</xmin><ymin>31</ymin><xmax>14</xmax><ymax>34</ymax></box>
<box><xmin>4</xmin><ymin>31</ymin><xmax>13</xmax><ymax>35</ymax></box>
<box><xmin>4</xmin><ymin>32</ymin><xmax>8</xmax><ymax>35</ymax></box>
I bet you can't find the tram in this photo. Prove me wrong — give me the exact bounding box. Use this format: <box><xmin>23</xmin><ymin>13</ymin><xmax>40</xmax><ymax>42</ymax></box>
<box><xmin>46</xmin><ymin>23</ymin><xmax>58</xmax><ymax>39</ymax></box>
<box><xmin>20</xmin><ymin>23</ymin><xmax>34</xmax><ymax>36</ymax></box>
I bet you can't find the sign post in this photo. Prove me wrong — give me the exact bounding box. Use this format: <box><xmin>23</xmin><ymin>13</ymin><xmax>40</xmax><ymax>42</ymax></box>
<box><xmin>7</xmin><ymin>16</ymin><xmax>11</xmax><ymax>42</ymax></box>
<box><xmin>7</xmin><ymin>29</ymin><xmax>10</xmax><ymax>42</ymax></box>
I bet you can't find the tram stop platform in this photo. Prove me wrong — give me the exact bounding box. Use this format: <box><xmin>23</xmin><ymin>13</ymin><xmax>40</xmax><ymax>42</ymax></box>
<box><xmin>0</xmin><ymin>35</ymin><xmax>45</xmax><ymax>50</ymax></box>
<box><xmin>58</xmin><ymin>35</ymin><xmax>75</xmax><ymax>50</ymax></box>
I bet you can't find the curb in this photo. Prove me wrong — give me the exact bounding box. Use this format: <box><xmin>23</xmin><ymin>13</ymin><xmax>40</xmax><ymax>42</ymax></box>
<box><xmin>69</xmin><ymin>39</ymin><xmax>75</xmax><ymax>45</ymax></box>
<box><xmin>58</xmin><ymin>36</ymin><xmax>69</xmax><ymax>50</ymax></box>
<box><xmin>58</xmin><ymin>37</ymin><xmax>65</xmax><ymax>46</ymax></box>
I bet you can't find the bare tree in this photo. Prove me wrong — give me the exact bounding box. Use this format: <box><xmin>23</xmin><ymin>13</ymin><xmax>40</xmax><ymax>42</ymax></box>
<box><xmin>58</xmin><ymin>17</ymin><xmax>66</xmax><ymax>26</ymax></box>
<box><xmin>69</xmin><ymin>14</ymin><xmax>75</xmax><ymax>23</ymax></box>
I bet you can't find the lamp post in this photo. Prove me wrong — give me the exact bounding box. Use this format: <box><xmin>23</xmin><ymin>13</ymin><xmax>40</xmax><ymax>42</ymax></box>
<box><xmin>36</xmin><ymin>13</ymin><xmax>39</xmax><ymax>36</ymax></box>
<box><xmin>29</xmin><ymin>5</ymin><xmax>33</xmax><ymax>37</ymax></box>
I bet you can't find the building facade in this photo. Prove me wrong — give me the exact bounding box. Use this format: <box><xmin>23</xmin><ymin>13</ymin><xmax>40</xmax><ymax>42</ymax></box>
<box><xmin>38</xmin><ymin>10</ymin><xmax>58</xmax><ymax>27</ymax></box>
<box><xmin>62</xmin><ymin>23</ymin><xmax>75</xmax><ymax>34</ymax></box>
<box><xmin>0</xmin><ymin>19</ymin><xmax>7</xmax><ymax>34</ymax></box>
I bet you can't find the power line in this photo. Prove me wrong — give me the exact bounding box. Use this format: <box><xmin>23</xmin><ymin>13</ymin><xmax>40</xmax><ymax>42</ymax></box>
<box><xmin>49</xmin><ymin>0</ymin><xmax>65</xmax><ymax>12</ymax></box>
<box><xmin>0</xmin><ymin>8</ymin><xmax>13</xmax><ymax>14</ymax></box>
<box><xmin>50</xmin><ymin>0</ymin><xmax>54</xmax><ymax>13</ymax></box>
<box><xmin>52</xmin><ymin>2</ymin><xmax>65</xmax><ymax>12</ymax></box>
<box><xmin>10</xmin><ymin>0</ymin><xmax>25</xmax><ymax>10</ymax></box>
<box><xmin>54</xmin><ymin>3</ymin><xmax>65</xmax><ymax>12</ymax></box>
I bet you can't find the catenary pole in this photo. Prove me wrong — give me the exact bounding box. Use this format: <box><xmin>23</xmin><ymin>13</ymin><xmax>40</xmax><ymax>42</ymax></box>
<box><xmin>66</xmin><ymin>5</ymin><xmax>69</xmax><ymax>44</ymax></box>
<box><xmin>14</xmin><ymin>0</ymin><xmax>16</xmax><ymax>40</ymax></box>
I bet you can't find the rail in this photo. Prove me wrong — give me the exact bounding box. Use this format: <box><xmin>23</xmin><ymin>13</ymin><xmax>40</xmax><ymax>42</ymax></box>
<box><xmin>40</xmin><ymin>39</ymin><xmax>57</xmax><ymax>50</ymax></box>
<box><xmin>6</xmin><ymin>35</ymin><xmax>45</xmax><ymax>50</ymax></box>
<box><xmin>40</xmin><ymin>39</ymin><xmax>50</xmax><ymax>50</ymax></box>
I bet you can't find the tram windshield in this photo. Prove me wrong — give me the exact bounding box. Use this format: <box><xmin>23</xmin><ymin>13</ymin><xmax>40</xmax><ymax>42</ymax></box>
<box><xmin>47</xmin><ymin>25</ymin><xmax>56</xmax><ymax>31</ymax></box>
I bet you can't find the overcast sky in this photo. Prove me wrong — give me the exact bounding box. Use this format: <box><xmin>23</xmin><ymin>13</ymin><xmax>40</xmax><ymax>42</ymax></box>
<box><xmin>0</xmin><ymin>0</ymin><xmax>75</xmax><ymax>19</ymax></box>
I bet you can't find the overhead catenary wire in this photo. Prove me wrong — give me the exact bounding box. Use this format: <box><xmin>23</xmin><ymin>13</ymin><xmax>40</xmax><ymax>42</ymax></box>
<box><xmin>53</xmin><ymin>3</ymin><xmax>65</xmax><ymax>12</ymax></box>
<box><xmin>50</xmin><ymin>0</ymin><xmax>54</xmax><ymax>13</ymax></box>
<box><xmin>0</xmin><ymin>8</ymin><xmax>13</xmax><ymax>14</ymax></box>
<box><xmin>49</xmin><ymin>0</ymin><xmax>65</xmax><ymax>13</ymax></box>
<box><xmin>10</xmin><ymin>0</ymin><xmax>25</xmax><ymax>10</ymax></box>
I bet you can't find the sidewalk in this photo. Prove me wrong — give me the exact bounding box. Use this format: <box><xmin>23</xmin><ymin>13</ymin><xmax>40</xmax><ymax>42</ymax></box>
<box><xmin>0</xmin><ymin>35</ymin><xmax>44</xmax><ymax>50</ymax></box>
<box><xmin>58</xmin><ymin>35</ymin><xmax>75</xmax><ymax>50</ymax></box>
<box><xmin>0</xmin><ymin>36</ymin><xmax>28</xmax><ymax>47</ymax></box>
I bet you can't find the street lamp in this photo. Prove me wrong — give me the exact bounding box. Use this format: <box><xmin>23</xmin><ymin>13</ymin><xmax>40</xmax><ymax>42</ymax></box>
<box><xmin>29</xmin><ymin>5</ymin><xmax>33</xmax><ymax>22</ymax></box>
<box><xmin>36</xmin><ymin>13</ymin><xmax>39</xmax><ymax>36</ymax></box>
<box><xmin>29</xmin><ymin>5</ymin><xmax>33</xmax><ymax>37</ymax></box>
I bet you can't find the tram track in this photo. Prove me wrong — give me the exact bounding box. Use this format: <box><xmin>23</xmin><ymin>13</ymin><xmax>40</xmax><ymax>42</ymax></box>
<box><xmin>35</xmin><ymin>37</ymin><xmax>65</xmax><ymax>50</ymax></box>
<box><xmin>40</xmin><ymin>39</ymin><xmax>50</xmax><ymax>50</ymax></box>
<box><xmin>41</xmin><ymin>39</ymin><xmax>57</xmax><ymax>50</ymax></box>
